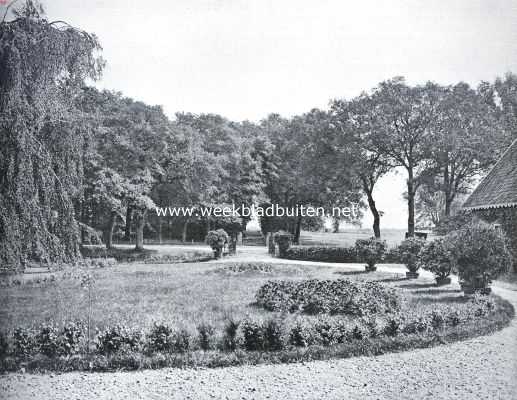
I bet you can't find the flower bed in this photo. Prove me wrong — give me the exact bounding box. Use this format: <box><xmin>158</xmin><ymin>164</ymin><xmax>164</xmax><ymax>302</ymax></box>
<box><xmin>0</xmin><ymin>293</ymin><xmax>511</xmax><ymax>373</ymax></box>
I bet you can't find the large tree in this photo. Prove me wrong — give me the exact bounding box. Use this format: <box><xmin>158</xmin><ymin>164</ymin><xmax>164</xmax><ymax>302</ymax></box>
<box><xmin>368</xmin><ymin>78</ymin><xmax>443</xmax><ymax>236</ymax></box>
<box><xmin>331</xmin><ymin>95</ymin><xmax>393</xmax><ymax>238</ymax></box>
<box><xmin>430</xmin><ymin>82</ymin><xmax>504</xmax><ymax>216</ymax></box>
<box><xmin>0</xmin><ymin>1</ymin><xmax>103</xmax><ymax>269</ymax></box>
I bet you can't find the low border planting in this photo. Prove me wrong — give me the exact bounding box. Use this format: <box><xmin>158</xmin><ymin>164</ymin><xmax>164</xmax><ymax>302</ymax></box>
<box><xmin>0</xmin><ymin>293</ymin><xmax>512</xmax><ymax>373</ymax></box>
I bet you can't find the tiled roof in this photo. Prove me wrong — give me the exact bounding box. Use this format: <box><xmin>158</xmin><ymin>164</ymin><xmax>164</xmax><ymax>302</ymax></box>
<box><xmin>463</xmin><ymin>140</ymin><xmax>517</xmax><ymax>210</ymax></box>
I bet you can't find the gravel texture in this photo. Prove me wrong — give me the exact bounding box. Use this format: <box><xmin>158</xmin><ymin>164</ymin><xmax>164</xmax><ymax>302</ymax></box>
<box><xmin>1</xmin><ymin>253</ymin><xmax>516</xmax><ymax>400</ymax></box>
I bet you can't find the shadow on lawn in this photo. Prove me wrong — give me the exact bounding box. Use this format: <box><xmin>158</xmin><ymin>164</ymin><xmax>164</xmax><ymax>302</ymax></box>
<box><xmin>334</xmin><ymin>270</ymin><xmax>369</xmax><ymax>276</ymax></box>
<box><xmin>414</xmin><ymin>288</ymin><xmax>462</xmax><ymax>295</ymax></box>
<box><xmin>416</xmin><ymin>295</ymin><xmax>468</xmax><ymax>304</ymax></box>
<box><xmin>375</xmin><ymin>276</ymin><xmax>408</xmax><ymax>283</ymax></box>
<box><xmin>399</xmin><ymin>282</ymin><xmax>437</xmax><ymax>289</ymax></box>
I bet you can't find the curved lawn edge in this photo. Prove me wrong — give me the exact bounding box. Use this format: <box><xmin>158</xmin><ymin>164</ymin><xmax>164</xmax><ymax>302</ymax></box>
<box><xmin>1</xmin><ymin>295</ymin><xmax>513</xmax><ymax>374</ymax></box>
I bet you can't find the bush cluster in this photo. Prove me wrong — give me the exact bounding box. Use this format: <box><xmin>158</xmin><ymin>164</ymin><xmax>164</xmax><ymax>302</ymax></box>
<box><xmin>418</xmin><ymin>238</ymin><xmax>455</xmax><ymax>280</ymax></box>
<box><xmin>9</xmin><ymin>322</ymin><xmax>83</xmax><ymax>358</ymax></box>
<box><xmin>398</xmin><ymin>238</ymin><xmax>426</xmax><ymax>273</ymax></box>
<box><xmin>255</xmin><ymin>279</ymin><xmax>400</xmax><ymax>316</ymax></box>
<box><xmin>449</xmin><ymin>221</ymin><xmax>511</xmax><ymax>287</ymax></box>
<box><xmin>205</xmin><ymin>229</ymin><xmax>229</xmax><ymax>258</ymax></box>
<box><xmin>273</xmin><ymin>231</ymin><xmax>293</xmax><ymax>257</ymax></box>
<box><xmin>354</xmin><ymin>238</ymin><xmax>387</xmax><ymax>271</ymax></box>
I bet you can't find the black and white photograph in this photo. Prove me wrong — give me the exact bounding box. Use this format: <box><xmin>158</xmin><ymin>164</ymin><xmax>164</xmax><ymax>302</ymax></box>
<box><xmin>1</xmin><ymin>1</ymin><xmax>516</xmax><ymax>399</ymax></box>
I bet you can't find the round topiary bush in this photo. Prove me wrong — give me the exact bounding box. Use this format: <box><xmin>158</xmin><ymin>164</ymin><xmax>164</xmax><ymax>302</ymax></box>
<box><xmin>449</xmin><ymin>220</ymin><xmax>512</xmax><ymax>294</ymax></box>
<box><xmin>398</xmin><ymin>238</ymin><xmax>426</xmax><ymax>278</ymax></box>
<box><xmin>418</xmin><ymin>238</ymin><xmax>455</xmax><ymax>285</ymax></box>
<box><xmin>354</xmin><ymin>237</ymin><xmax>387</xmax><ymax>272</ymax></box>
<box><xmin>273</xmin><ymin>231</ymin><xmax>293</xmax><ymax>257</ymax></box>
<box><xmin>205</xmin><ymin>229</ymin><xmax>229</xmax><ymax>259</ymax></box>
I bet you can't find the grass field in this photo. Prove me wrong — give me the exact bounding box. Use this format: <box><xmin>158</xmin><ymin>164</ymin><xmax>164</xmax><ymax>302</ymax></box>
<box><xmin>0</xmin><ymin>259</ymin><xmax>495</xmax><ymax>332</ymax></box>
<box><xmin>299</xmin><ymin>229</ymin><xmax>437</xmax><ymax>247</ymax></box>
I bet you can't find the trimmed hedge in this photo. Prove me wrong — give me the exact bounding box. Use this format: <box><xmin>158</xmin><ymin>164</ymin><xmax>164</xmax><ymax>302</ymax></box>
<box><xmin>282</xmin><ymin>244</ymin><xmax>405</xmax><ymax>264</ymax></box>
<box><xmin>283</xmin><ymin>246</ymin><xmax>359</xmax><ymax>263</ymax></box>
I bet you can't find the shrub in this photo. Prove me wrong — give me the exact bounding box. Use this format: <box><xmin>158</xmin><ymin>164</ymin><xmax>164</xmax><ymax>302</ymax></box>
<box><xmin>172</xmin><ymin>329</ymin><xmax>192</xmax><ymax>353</ymax></box>
<box><xmin>289</xmin><ymin>320</ymin><xmax>314</xmax><ymax>347</ymax></box>
<box><xmin>429</xmin><ymin>311</ymin><xmax>445</xmax><ymax>329</ymax></box>
<box><xmin>313</xmin><ymin>316</ymin><xmax>338</xmax><ymax>346</ymax></box>
<box><xmin>60</xmin><ymin>322</ymin><xmax>84</xmax><ymax>355</ymax></box>
<box><xmin>283</xmin><ymin>246</ymin><xmax>358</xmax><ymax>263</ymax></box>
<box><xmin>398</xmin><ymin>238</ymin><xmax>426</xmax><ymax>273</ymax></box>
<box><xmin>354</xmin><ymin>237</ymin><xmax>387</xmax><ymax>271</ymax></box>
<box><xmin>402</xmin><ymin>316</ymin><xmax>429</xmax><ymax>334</ymax></box>
<box><xmin>263</xmin><ymin>319</ymin><xmax>284</xmax><ymax>351</ymax></box>
<box><xmin>36</xmin><ymin>324</ymin><xmax>60</xmax><ymax>357</ymax></box>
<box><xmin>256</xmin><ymin>279</ymin><xmax>400</xmax><ymax>316</ymax></box>
<box><xmin>449</xmin><ymin>221</ymin><xmax>512</xmax><ymax>289</ymax></box>
<box><xmin>418</xmin><ymin>238</ymin><xmax>455</xmax><ymax>280</ymax></box>
<box><xmin>221</xmin><ymin>318</ymin><xmax>240</xmax><ymax>351</ymax></box>
<box><xmin>205</xmin><ymin>229</ymin><xmax>229</xmax><ymax>258</ymax></box>
<box><xmin>146</xmin><ymin>323</ymin><xmax>174</xmax><ymax>353</ymax></box>
<box><xmin>13</xmin><ymin>328</ymin><xmax>35</xmax><ymax>357</ymax></box>
<box><xmin>197</xmin><ymin>323</ymin><xmax>215</xmax><ymax>351</ymax></box>
<box><xmin>363</xmin><ymin>317</ymin><xmax>381</xmax><ymax>338</ymax></box>
<box><xmin>241</xmin><ymin>319</ymin><xmax>264</xmax><ymax>351</ymax></box>
<box><xmin>273</xmin><ymin>231</ymin><xmax>293</xmax><ymax>257</ymax></box>
<box><xmin>351</xmin><ymin>324</ymin><xmax>368</xmax><ymax>340</ymax></box>
<box><xmin>0</xmin><ymin>331</ymin><xmax>8</xmax><ymax>357</ymax></box>
<box><xmin>96</xmin><ymin>326</ymin><xmax>142</xmax><ymax>355</ymax></box>
<box><xmin>383</xmin><ymin>316</ymin><xmax>402</xmax><ymax>336</ymax></box>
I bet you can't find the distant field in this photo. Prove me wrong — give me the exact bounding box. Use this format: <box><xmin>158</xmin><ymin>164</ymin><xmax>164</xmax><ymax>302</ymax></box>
<box><xmin>299</xmin><ymin>229</ymin><xmax>407</xmax><ymax>247</ymax></box>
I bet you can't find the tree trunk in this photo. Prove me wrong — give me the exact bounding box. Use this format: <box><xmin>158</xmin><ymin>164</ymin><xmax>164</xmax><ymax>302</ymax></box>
<box><xmin>182</xmin><ymin>220</ymin><xmax>189</xmax><ymax>243</ymax></box>
<box><xmin>294</xmin><ymin>216</ymin><xmax>302</xmax><ymax>244</ymax></box>
<box><xmin>443</xmin><ymin>161</ymin><xmax>452</xmax><ymax>217</ymax></box>
<box><xmin>158</xmin><ymin>218</ymin><xmax>163</xmax><ymax>244</ymax></box>
<box><xmin>407</xmin><ymin>168</ymin><xmax>416</xmax><ymax>237</ymax></box>
<box><xmin>135</xmin><ymin>210</ymin><xmax>146</xmax><ymax>251</ymax></box>
<box><xmin>105</xmin><ymin>211</ymin><xmax>117</xmax><ymax>249</ymax></box>
<box><xmin>332</xmin><ymin>218</ymin><xmax>340</xmax><ymax>233</ymax></box>
<box><xmin>364</xmin><ymin>188</ymin><xmax>381</xmax><ymax>238</ymax></box>
<box><xmin>124</xmin><ymin>206</ymin><xmax>132</xmax><ymax>242</ymax></box>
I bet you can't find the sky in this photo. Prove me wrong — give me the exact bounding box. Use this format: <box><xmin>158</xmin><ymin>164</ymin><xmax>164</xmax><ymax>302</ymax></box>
<box><xmin>4</xmin><ymin>0</ymin><xmax>517</xmax><ymax>229</ymax></box>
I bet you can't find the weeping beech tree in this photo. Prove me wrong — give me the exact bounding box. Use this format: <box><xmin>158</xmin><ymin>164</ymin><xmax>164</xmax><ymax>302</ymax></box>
<box><xmin>0</xmin><ymin>1</ymin><xmax>104</xmax><ymax>270</ymax></box>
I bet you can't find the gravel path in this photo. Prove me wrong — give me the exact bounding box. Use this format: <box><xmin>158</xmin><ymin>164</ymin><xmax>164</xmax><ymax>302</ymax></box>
<box><xmin>1</xmin><ymin>250</ymin><xmax>516</xmax><ymax>399</ymax></box>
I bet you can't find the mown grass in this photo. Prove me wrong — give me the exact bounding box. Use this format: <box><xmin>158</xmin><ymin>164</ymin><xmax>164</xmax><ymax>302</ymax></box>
<box><xmin>0</xmin><ymin>259</ymin><xmax>514</xmax><ymax>373</ymax></box>
<box><xmin>0</xmin><ymin>261</ymin><xmax>508</xmax><ymax>333</ymax></box>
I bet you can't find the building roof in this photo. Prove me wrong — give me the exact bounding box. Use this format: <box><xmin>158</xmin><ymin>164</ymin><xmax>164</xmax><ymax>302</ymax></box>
<box><xmin>463</xmin><ymin>139</ymin><xmax>517</xmax><ymax>211</ymax></box>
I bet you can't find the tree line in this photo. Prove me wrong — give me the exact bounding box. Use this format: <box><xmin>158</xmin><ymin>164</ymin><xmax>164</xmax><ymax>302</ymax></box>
<box><xmin>1</xmin><ymin>2</ymin><xmax>515</xmax><ymax>270</ymax></box>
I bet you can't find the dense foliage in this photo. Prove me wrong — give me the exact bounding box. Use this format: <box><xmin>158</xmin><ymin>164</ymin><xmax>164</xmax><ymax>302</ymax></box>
<box><xmin>354</xmin><ymin>238</ymin><xmax>387</xmax><ymax>271</ymax></box>
<box><xmin>255</xmin><ymin>279</ymin><xmax>400</xmax><ymax>316</ymax></box>
<box><xmin>283</xmin><ymin>246</ymin><xmax>358</xmax><ymax>263</ymax></box>
<box><xmin>398</xmin><ymin>238</ymin><xmax>427</xmax><ymax>273</ymax></box>
<box><xmin>449</xmin><ymin>221</ymin><xmax>512</xmax><ymax>288</ymax></box>
<box><xmin>418</xmin><ymin>238</ymin><xmax>455</xmax><ymax>280</ymax></box>
<box><xmin>0</xmin><ymin>2</ymin><xmax>103</xmax><ymax>270</ymax></box>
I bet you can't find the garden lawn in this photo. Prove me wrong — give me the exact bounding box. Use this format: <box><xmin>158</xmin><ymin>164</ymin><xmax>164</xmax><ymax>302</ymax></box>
<box><xmin>0</xmin><ymin>261</ymin><xmax>504</xmax><ymax>332</ymax></box>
